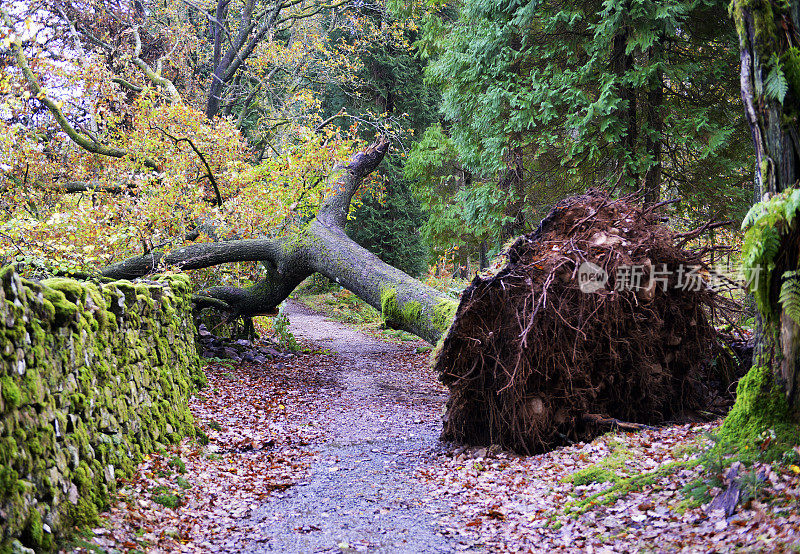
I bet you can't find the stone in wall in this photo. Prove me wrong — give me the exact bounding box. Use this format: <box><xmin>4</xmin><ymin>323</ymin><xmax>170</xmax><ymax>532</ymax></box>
<box><xmin>0</xmin><ymin>267</ymin><xmax>205</xmax><ymax>551</ymax></box>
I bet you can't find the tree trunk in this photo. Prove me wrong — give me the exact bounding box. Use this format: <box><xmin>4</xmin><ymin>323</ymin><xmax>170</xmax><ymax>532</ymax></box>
<box><xmin>643</xmin><ymin>40</ymin><xmax>663</xmax><ymax>206</ymax></box>
<box><xmin>722</xmin><ymin>2</ymin><xmax>800</xmax><ymax>451</ymax></box>
<box><xmin>610</xmin><ymin>3</ymin><xmax>638</xmax><ymax>187</ymax></box>
<box><xmin>102</xmin><ymin>139</ymin><xmax>458</xmax><ymax>345</ymax></box>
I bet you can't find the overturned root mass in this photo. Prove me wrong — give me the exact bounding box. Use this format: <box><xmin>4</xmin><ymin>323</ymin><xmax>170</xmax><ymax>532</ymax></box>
<box><xmin>435</xmin><ymin>190</ymin><xmax>738</xmax><ymax>454</ymax></box>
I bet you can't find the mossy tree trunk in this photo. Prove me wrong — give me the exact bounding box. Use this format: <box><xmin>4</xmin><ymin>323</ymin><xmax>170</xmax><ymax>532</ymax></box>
<box><xmin>102</xmin><ymin>139</ymin><xmax>458</xmax><ymax>345</ymax></box>
<box><xmin>723</xmin><ymin>1</ymin><xmax>800</xmax><ymax>451</ymax></box>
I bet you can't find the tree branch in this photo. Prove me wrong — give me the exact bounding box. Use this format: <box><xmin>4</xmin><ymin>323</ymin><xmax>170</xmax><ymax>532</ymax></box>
<box><xmin>101</xmin><ymin>237</ymin><xmax>287</xmax><ymax>280</ymax></box>
<box><xmin>1</xmin><ymin>8</ymin><xmax>158</xmax><ymax>169</ymax></box>
<box><xmin>112</xmin><ymin>78</ymin><xmax>143</xmax><ymax>93</ymax></box>
<box><xmin>130</xmin><ymin>27</ymin><xmax>182</xmax><ymax>104</ymax></box>
<box><xmin>153</xmin><ymin>125</ymin><xmax>223</xmax><ymax>207</ymax></box>
<box><xmin>59</xmin><ymin>180</ymin><xmax>136</xmax><ymax>194</ymax></box>
<box><xmin>317</xmin><ymin>137</ymin><xmax>390</xmax><ymax>228</ymax></box>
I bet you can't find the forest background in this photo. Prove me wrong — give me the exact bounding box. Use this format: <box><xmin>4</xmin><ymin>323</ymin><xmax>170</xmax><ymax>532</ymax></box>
<box><xmin>0</xmin><ymin>0</ymin><xmax>753</xmax><ymax>292</ymax></box>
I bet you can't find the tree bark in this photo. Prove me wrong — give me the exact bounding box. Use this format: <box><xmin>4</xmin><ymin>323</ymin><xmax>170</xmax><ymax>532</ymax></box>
<box><xmin>722</xmin><ymin>1</ymin><xmax>800</xmax><ymax>448</ymax></box>
<box><xmin>610</xmin><ymin>3</ymin><xmax>638</xmax><ymax>187</ymax></box>
<box><xmin>643</xmin><ymin>39</ymin><xmax>663</xmax><ymax>206</ymax></box>
<box><xmin>102</xmin><ymin>138</ymin><xmax>457</xmax><ymax>344</ymax></box>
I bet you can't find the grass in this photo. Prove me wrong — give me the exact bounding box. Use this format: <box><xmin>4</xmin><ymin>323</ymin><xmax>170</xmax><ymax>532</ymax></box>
<box><xmin>293</xmin><ymin>284</ymin><xmax>421</xmax><ymax>343</ymax></box>
<box><xmin>151</xmin><ymin>485</ymin><xmax>183</xmax><ymax>509</ymax></box>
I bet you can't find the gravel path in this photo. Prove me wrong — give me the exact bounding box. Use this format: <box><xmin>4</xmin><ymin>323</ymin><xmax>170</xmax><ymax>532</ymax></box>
<box><xmin>246</xmin><ymin>300</ymin><xmax>464</xmax><ymax>553</ymax></box>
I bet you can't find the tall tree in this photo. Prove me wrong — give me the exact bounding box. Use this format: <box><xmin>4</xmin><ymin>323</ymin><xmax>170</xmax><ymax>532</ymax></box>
<box><xmin>321</xmin><ymin>3</ymin><xmax>438</xmax><ymax>276</ymax></box>
<box><xmin>422</xmin><ymin>0</ymin><xmax>749</xmax><ymax>227</ymax></box>
<box><xmin>724</xmin><ymin>0</ymin><xmax>800</xmax><ymax>452</ymax></box>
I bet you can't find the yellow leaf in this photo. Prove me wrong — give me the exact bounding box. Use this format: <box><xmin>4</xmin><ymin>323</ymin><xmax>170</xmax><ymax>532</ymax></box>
<box><xmin>790</xmin><ymin>465</ymin><xmax>800</xmax><ymax>474</ymax></box>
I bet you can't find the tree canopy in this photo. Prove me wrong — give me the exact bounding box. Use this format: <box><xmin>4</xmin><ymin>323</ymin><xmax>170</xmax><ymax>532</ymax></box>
<box><xmin>408</xmin><ymin>0</ymin><xmax>751</xmax><ymax>263</ymax></box>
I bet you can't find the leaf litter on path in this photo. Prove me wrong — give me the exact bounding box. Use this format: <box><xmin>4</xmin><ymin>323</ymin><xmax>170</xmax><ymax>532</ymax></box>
<box><xmin>65</xmin><ymin>300</ymin><xmax>800</xmax><ymax>553</ymax></box>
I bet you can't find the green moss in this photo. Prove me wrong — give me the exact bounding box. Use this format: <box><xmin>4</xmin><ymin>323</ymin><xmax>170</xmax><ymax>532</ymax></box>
<box><xmin>70</xmin><ymin>393</ymin><xmax>87</xmax><ymax>411</ymax></box>
<box><xmin>112</xmin><ymin>281</ymin><xmax>135</xmax><ymax>296</ymax></box>
<box><xmin>566</xmin><ymin>465</ymin><xmax>618</xmax><ymax>487</ymax></box>
<box><xmin>152</xmin><ymin>492</ymin><xmax>182</xmax><ymax>509</ymax></box>
<box><xmin>401</xmin><ymin>301</ymin><xmax>422</xmax><ymax>324</ymax></box>
<box><xmin>0</xmin><ymin>267</ymin><xmax>205</xmax><ymax>545</ymax></box>
<box><xmin>168</xmin><ymin>456</ymin><xmax>186</xmax><ymax>474</ymax></box>
<box><xmin>136</xmin><ymin>294</ymin><xmax>155</xmax><ymax>310</ymax></box>
<box><xmin>563</xmin><ymin>443</ymin><xmax>630</xmax><ymax>486</ymax></box>
<box><xmin>175</xmin><ymin>476</ymin><xmax>192</xmax><ymax>490</ymax></box>
<box><xmin>0</xmin><ymin>466</ymin><xmax>18</xmax><ymax>497</ymax></box>
<box><xmin>41</xmin><ymin>278</ymin><xmax>86</xmax><ymax>302</ymax></box>
<box><xmin>40</xmin><ymin>299</ymin><xmax>56</xmax><ymax>321</ymax></box>
<box><xmin>380</xmin><ymin>288</ymin><xmax>401</xmax><ymax>322</ymax></box>
<box><xmin>564</xmin><ymin>459</ymin><xmax>698</xmax><ymax>516</ymax></box>
<box><xmin>718</xmin><ymin>362</ymin><xmax>798</xmax><ymax>460</ymax></box>
<box><xmin>27</xmin><ymin>435</ymin><xmax>42</xmax><ymax>458</ymax></box>
<box><xmin>0</xmin><ymin>264</ymin><xmax>16</xmax><ymax>287</ymax></box>
<box><xmin>730</xmin><ymin>0</ymin><xmax>777</xmax><ymax>55</ymax></box>
<box><xmin>433</xmin><ymin>298</ymin><xmax>458</xmax><ymax>332</ymax></box>
<box><xmin>40</xmin><ymin>288</ymin><xmax>78</xmax><ymax>322</ymax></box>
<box><xmin>25</xmin><ymin>508</ymin><xmax>43</xmax><ymax>548</ymax></box>
<box><xmin>68</xmin><ymin>498</ymin><xmax>100</xmax><ymax>527</ymax></box>
<box><xmin>1</xmin><ymin>377</ymin><xmax>22</xmax><ymax>408</ymax></box>
<box><xmin>73</xmin><ymin>461</ymin><xmax>92</xmax><ymax>494</ymax></box>
<box><xmin>194</xmin><ymin>426</ymin><xmax>209</xmax><ymax>445</ymax></box>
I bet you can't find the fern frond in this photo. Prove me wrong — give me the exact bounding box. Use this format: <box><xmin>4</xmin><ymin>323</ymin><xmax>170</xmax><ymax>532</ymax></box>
<box><xmin>785</xmin><ymin>188</ymin><xmax>800</xmax><ymax>228</ymax></box>
<box><xmin>780</xmin><ymin>270</ymin><xmax>800</xmax><ymax>325</ymax></box>
<box><xmin>762</xmin><ymin>227</ymin><xmax>781</xmax><ymax>265</ymax></box>
<box><xmin>766</xmin><ymin>54</ymin><xmax>789</xmax><ymax>103</ymax></box>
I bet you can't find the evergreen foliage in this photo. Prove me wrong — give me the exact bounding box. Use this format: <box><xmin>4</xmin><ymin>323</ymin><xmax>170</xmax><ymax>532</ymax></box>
<box><xmin>421</xmin><ymin>0</ymin><xmax>750</xmax><ymax>224</ymax></box>
<box><xmin>323</xmin><ymin>4</ymin><xmax>439</xmax><ymax>275</ymax></box>
<box><xmin>346</xmin><ymin>158</ymin><xmax>428</xmax><ymax>276</ymax></box>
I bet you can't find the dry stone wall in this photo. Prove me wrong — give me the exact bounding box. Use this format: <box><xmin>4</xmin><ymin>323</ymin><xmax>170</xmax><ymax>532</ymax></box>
<box><xmin>0</xmin><ymin>267</ymin><xmax>205</xmax><ymax>552</ymax></box>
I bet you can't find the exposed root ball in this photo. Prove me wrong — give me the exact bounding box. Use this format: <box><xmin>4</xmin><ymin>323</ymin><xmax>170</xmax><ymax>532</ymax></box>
<box><xmin>434</xmin><ymin>190</ymin><xmax>737</xmax><ymax>454</ymax></box>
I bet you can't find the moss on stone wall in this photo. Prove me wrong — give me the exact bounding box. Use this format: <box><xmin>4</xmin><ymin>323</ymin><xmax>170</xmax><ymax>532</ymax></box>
<box><xmin>0</xmin><ymin>267</ymin><xmax>202</xmax><ymax>552</ymax></box>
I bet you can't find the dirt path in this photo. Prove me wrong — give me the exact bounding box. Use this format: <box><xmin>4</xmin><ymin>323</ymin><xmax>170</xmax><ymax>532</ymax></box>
<box><xmin>243</xmin><ymin>300</ymin><xmax>461</xmax><ymax>553</ymax></box>
<box><xmin>71</xmin><ymin>300</ymin><xmax>800</xmax><ymax>553</ymax></box>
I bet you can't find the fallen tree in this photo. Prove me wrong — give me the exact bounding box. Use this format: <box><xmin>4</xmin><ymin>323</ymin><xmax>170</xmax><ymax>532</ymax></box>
<box><xmin>433</xmin><ymin>191</ymin><xmax>740</xmax><ymax>453</ymax></box>
<box><xmin>101</xmin><ymin>138</ymin><xmax>458</xmax><ymax>345</ymax></box>
<box><xmin>101</xmin><ymin>155</ymin><xmax>742</xmax><ymax>454</ymax></box>
<box><xmin>3</xmin><ymin>3</ymin><xmax>765</xmax><ymax>457</ymax></box>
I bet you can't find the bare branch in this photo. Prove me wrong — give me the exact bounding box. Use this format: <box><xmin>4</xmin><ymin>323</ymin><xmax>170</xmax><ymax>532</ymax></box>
<box><xmin>1</xmin><ymin>8</ymin><xmax>158</xmax><ymax>169</ymax></box>
<box><xmin>153</xmin><ymin>125</ymin><xmax>223</xmax><ymax>207</ymax></box>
